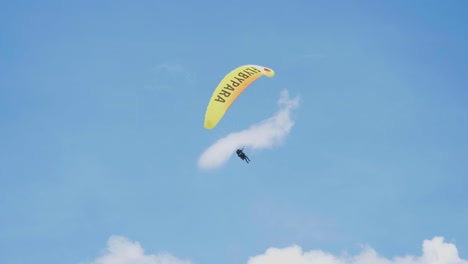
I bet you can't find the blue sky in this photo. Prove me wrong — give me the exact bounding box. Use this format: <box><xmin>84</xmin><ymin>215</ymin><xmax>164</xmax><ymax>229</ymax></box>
<box><xmin>1</xmin><ymin>0</ymin><xmax>467</xmax><ymax>263</ymax></box>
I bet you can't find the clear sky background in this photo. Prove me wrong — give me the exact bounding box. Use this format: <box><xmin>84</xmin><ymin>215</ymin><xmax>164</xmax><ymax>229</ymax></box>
<box><xmin>1</xmin><ymin>0</ymin><xmax>467</xmax><ymax>264</ymax></box>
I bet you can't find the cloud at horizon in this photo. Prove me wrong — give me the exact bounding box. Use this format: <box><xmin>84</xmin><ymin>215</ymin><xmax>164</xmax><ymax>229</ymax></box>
<box><xmin>197</xmin><ymin>89</ymin><xmax>300</xmax><ymax>171</ymax></box>
<box><xmin>83</xmin><ymin>236</ymin><xmax>468</xmax><ymax>264</ymax></box>
<box><xmin>247</xmin><ymin>237</ymin><xmax>468</xmax><ymax>264</ymax></box>
<box><xmin>81</xmin><ymin>236</ymin><xmax>192</xmax><ymax>264</ymax></box>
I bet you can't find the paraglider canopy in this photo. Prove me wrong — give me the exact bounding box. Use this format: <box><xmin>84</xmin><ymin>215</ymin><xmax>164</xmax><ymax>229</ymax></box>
<box><xmin>204</xmin><ymin>64</ymin><xmax>275</xmax><ymax>129</ymax></box>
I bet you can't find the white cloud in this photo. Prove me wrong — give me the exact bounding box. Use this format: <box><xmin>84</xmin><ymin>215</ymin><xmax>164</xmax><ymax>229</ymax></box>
<box><xmin>82</xmin><ymin>236</ymin><xmax>192</xmax><ymax>264</ymax></box>
<box><xmin>247</xmin><ymin>237</ymin><xmax>468</xmax><ymax>264</ymax></box>
<box><xmin>84</xmin><ymin>236</ymin><xmax>468</xmax><ymax>264</ymax></box>
<box><xmin>197</xmin><ymin>89</ymin><xmax>300</xmax><ymax>170</ymax></box>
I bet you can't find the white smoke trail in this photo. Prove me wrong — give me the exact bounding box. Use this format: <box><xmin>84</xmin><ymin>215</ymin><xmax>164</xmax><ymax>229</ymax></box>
<box><xmin>198</xmin><ymin>89</ymin><xmax>300</xmax><ymax>171</ymax></box>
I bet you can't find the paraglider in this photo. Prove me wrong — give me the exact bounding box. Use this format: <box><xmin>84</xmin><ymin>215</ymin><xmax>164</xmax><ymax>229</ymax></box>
<box><xmin>236</xmin><ymin>147</ymin><xmax>250</xmax><ymax>163</ymax></box>
<box><xmin>204</xmin><ymin>64</ymin><xmax>275</xmax><ymax>130</ymax></box>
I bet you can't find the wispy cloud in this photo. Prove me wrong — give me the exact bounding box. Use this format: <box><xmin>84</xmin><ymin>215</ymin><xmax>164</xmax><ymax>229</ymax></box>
<box><xmin>154</xmin><ymin>63</ymin><xmax>186</xmax><ymax>73</ymax></box>
<box><xmin>81</xmin><ymin>236</ymin><xmax>192</xmax><ymax>264</ymax></box>
<box><xmin>143</xmin><ymin>63</ymin><xmax>193</xmax><ymax>91</ymax></box>
<box><xmin>248</xmin><ymin>237</ymin><xmax>468</xmax><ymax>264</ymax></box>
<box><xmin>250</xmin><ymin>199</ymin><xmax>339</xmax><ymax>244</ymax></box>
<box><xmin>197</xmin><ymin>89</ymin><xmax>300</xmax><ymax>171</ymax></box>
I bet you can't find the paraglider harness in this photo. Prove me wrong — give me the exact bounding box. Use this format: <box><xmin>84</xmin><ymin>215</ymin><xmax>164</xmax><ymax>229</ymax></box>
<box><xmin>236</xmin><ymin>147</ymin><xmax>250</xmax><ymax>163</ymax></box>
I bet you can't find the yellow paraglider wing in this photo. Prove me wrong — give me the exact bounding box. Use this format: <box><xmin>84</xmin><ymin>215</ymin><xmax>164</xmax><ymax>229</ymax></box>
<box><xmin>204</xmin><ymin>64</ymin><xmax>275</xmax><ymax>129</ymax></box>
